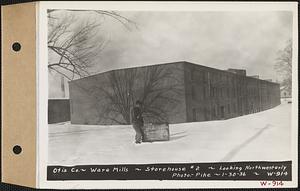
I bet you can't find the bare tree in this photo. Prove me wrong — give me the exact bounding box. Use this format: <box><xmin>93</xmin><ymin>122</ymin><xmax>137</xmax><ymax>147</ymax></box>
<box><xmin>48</xmin><ymin>10</ymin><xmax>136</xmax><ymax>80</ymax></box>
<box><xmin>101</xmin><ymin>68</ymin><xmax>138</xmax><ymax>124</ymax></box>
<box><xmin>274</xmin><ymin>39</ymin><xmax>292</xmax><ymax>94</ymax></box>
<box><xmin>88</xmin><ymin>65</ymin><xmax>183</xmax><ymax>125</ymax></box>
<box><xmin>139</xmin><ymin>65</ymin><xmax>182</xmax><ymax>123</ymax></box>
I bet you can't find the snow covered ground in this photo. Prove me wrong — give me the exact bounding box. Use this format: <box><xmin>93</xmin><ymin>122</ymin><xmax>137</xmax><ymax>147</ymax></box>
<box><xmin>48</xmin><ymin>101</ymin><xmax>292</xmax><ymax>165</ymax></box>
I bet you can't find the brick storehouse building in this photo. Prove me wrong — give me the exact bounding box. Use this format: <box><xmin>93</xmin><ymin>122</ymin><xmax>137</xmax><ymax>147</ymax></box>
<box><xmin>69</xmin><ymin>61</ymin><xmax>280</xmax><ymax>125</ymax></box>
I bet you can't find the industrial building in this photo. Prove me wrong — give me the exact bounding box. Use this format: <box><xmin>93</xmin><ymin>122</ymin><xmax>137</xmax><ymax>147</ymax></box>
<box><xmin>69</xmin><ymin>61</ymin><xmax>281</xmax><ymax>125</ymax></box>
<box><xmin>48</xmin><ymin>99</ymin><xmax>70</xmax><ymax>124</ymax></box>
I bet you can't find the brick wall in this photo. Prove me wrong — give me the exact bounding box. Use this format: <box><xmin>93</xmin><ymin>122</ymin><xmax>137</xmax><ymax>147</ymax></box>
<box><xmin>183</xmin><ymin>62</ymin><xmax>280</xmax><ymax>122</ymax></box>
<box><xmin>69</xmin><ymin>63</ymin><xmax>187</xmax><ymax>125</ymax></box>
<box><xmin>69</xmin><ymin>61</ymin><xmax>281</xmax><ymax>125</ymax></box>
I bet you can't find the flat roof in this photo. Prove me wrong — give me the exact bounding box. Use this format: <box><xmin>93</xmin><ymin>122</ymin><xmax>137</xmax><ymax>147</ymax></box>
<box><xmin>69</xmin><ymin>61</ymin><xmax>279</xmax><ymax>85</ymax></box>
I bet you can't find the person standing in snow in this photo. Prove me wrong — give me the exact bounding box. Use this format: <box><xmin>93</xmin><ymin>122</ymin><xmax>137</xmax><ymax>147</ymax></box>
<box><xmin>130</xmin><ymin>100</ymin><xmax>144</xmax><ymax>144</ymax></box>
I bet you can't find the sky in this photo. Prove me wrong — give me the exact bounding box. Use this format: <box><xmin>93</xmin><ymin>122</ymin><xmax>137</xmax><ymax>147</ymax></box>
<box><xmin>49</xmin><ymin>10</ymin><xmax>293</xmax><ymax>98</ymax></box>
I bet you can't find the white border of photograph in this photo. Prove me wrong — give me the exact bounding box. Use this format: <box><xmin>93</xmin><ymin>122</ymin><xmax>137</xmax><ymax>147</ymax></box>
<box><xmin>37</xmin><ymin>1</ymin><xmax>298</xmax><ymax>189</ymax></box>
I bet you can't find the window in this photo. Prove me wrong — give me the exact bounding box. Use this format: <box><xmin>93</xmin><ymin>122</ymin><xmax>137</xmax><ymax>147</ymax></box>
<box><xmin>70</xmin><ymin>99</ymin><xmax>73</xmax><ymax>114</ymax></box>
<box><xmin>199</xmin><ymin>86</ymin><xmax>203</xmax><ymax>100</ymax></box>
<box><xmin>192</xmin><ymin>108</ymin><xmax>197</xmax><ymax>121</ymax></box>
<box><xmin>203</xmin><ymin>72</ymin><xmax>207</xmax><ymax>83</ymax></box>
<box><xmin>191</xmin><ymin>69</ymin><xmax>196</xmax><ymax>81</ymax></box>
<box><xmin>204</xmin><ymin>107</ymin><xmax>209</xmax><ymax>120</ymax></box>
<box><xmin>222</xmin><ymin>88</ymin><xmax>225</xmax><ymax>98</ymax></box>
<box><xmin>191</xmin><ymin>69</ymin><xmax>204</xmax><ymax>82</ymax></box>
<box><xmin>207</xmin><ymin>72</ymin><xmax>211</xmax><ymax>85</ymax></box>
<box><xmin>192</xmin><ymin>107</ymin><xmax>205</xmax><ymax>121</ymax></box>
<box><xmin>192</xmin><ymin>86</ymin><xmax>196</xmax><ymax>100</ymax></box>
<box><xmin>199</xmin><ymin>71</ymin><xmax>204</xmax><ymax>82</ymax></box>
<box><xmin>233</xmin><ymin>103</ymin><xmax>236</xmax><ymax>113</ymax></box>
<box><xmin>210</xmin><ymin>86</ymin><xmax>213</xmax><ymax>97</ymax></box>
<box><xmin>214</xmin><ymin>87</ymin><xmax>216</xmax><ymax>97</ymax></box>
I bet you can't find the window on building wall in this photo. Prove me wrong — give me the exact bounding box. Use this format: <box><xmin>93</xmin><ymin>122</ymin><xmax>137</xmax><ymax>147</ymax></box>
<box><xmin>233</xmin><ymin>103</ymin><xmax>236</xmax><ymax>113</ymax></box>
<box><xmin>228</xmin><ymin>104</ymin><xmax>231</xmax><ymax>113</ymax></box>
<box><xmin>214</xmin><ymin>87</ymin><xmax>216</xmax><ymax>97</ymax></box>
<box><xmin>208</xmin><ymin>72</ymin><xmax>211</xmax><ymax>85</ymax></box>
<box><xmin>221</xmin><ymin>88</ymin><xmax>224</xmax><ymax>97</ymax></box>
<box><xmin>192</xmin><ymin>108</ymin><xmax>197</xmax><ymax>121</ymax></box>
<box><xmin>227</xmin><ymin>88</ymin><xmax>230</xmax><ymax>97</ymax></box>
<box><xmin>204</xmin><ymin>107</ymin><xmax>210</xmax><ymax>120</ymax></box>
<box><xmin>199</xmin><ymin>71</ymin><xmax>204</xmax><ymax>82</ymax></box>
<box><xmin>203</xmin><ymin>71</ymin><xmax>207</xmax><ymax>83</ymax></box>
<box><xmin>213</xmin><ymin>106</ymin><xmax>217</xmax><ymax>118</ymax></box>
<box><xmin>199</xmin><ymin>86</ymin><xmax>204</xmax><ymax>100</ymax></box>
<box><xmin>191</xmin><ymin>69</ymin><xmax>196</xmax><ymax>81</ymax></box>
<box><xmin>70</xmin><ymin>99</ymin><xmax>73</xmax><ymax>114</ymax></box>
<box><xmin>192</xmin><ymin>85</ymin><xmax>196</xmax><ymax>100</ymax></box>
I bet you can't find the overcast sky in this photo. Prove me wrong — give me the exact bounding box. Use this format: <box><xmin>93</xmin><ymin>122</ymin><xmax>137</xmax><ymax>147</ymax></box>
<box><xmin>49</xmin><ymin>10</ymin><xmax>293</xmax><ymax>97</ymax></box>
<box><xmin>95</xmin><ymin>11</ymin><xmax>292</xmax><ymax>79</ymax></box>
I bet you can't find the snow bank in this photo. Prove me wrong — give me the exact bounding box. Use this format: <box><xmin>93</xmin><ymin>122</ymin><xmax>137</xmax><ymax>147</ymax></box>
<box><xmin>48</xmin><ymin>102</ymin><xmax>291</xmax><ymax>165</ymax></box>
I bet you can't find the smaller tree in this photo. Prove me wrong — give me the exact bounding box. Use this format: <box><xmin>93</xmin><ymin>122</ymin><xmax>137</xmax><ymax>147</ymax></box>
<box><xmin>274</xmin><ymin>39</ymin><xmax>292</xmax><ymax>95</ymax></box>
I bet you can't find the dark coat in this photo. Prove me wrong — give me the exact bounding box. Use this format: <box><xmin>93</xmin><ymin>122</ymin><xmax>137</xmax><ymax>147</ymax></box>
<box><xmin>131</xmin><ymin>106</ymin><xmax>144</xmax><ymax>125</ymax></box>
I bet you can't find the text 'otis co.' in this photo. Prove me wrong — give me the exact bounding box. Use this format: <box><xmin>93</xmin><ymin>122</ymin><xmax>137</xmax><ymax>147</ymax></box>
<box><xmin>47</xmin><ymin>161</ymin><xmax>291</xmax><ymax>181</ymax></box>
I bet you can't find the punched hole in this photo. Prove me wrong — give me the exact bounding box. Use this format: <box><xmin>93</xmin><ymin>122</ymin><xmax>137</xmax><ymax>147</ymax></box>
<box><xmin>13</xmin><ymin>145</ymin><xmax>22</xmax><ymax>155</ymax></box>
<box><xmin>12</xmin><ymin>42</ymin><xmax>21</xmax><ymax>52</ymax></box>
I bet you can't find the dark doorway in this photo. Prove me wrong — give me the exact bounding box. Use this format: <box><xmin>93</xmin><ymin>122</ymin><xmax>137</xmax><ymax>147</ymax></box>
<box><xmin>192</xmin><ymin>108</ymin><xmax>205</xmax><ymax>121</ymax></box>
<box><xmin>220</xmin><ymin>106</ymin><xmax>225</xmax><ymax>119</ymax></box>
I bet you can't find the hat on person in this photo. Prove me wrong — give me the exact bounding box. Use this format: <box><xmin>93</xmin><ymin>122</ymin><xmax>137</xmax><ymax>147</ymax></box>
<box><xmin>136</xmin><ymin>100</ymin><xmax>142</xmax><ymax>105</ymax></box>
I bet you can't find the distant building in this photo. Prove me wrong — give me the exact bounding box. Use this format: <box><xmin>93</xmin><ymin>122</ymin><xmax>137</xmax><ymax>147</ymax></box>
<box><xmin>48</xmin><ymin>73</ymin><xmax>70</xmax><ymax>98</ymax></box>
<box><xmin>280</xmin><ymin>87</ymin><xmax>291</xmax><ymax>98</ymax></box>
<box><xmin>48</xmin><ymin>99</ymin><xmax>70</xmax><ymax>124</ymax></box>
<box><xmin>69</xmin><ymin>61</ymin><xmax>281</xmax><ymax>125</ymax></box>
<box><xmin>48</xmin><ymin>74</ymin><xmax>71</xmax><ymax>124</ymax></box>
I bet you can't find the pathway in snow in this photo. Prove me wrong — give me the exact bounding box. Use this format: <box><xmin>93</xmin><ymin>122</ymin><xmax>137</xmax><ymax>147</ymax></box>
<box><xmin>48</xmin><ymin>101</ymin><xmax>292</xmax><ymax>165</ymax></box>
<box><xmin>220</xmin><ymin>123</ymin><xmax>271</xmax><ymax>162</ymax></box>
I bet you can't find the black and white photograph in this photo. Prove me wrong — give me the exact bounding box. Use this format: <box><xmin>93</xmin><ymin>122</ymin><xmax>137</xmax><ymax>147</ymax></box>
<box><xmin>39</xmin><ymin>1</ymin><xmax>298</xmax><ymax>189</ymax></box>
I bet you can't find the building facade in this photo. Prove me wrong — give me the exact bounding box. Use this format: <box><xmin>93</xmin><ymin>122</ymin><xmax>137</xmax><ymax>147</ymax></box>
<box><xmin>69</xmin><ymin>61</ymin><xmax>281</xmax><ymax>125</ymax></box>
<box><xmin>280</xmin><ymin>87</ymin><xmax>292</xmax><ymax>98</ymax></box>
<box><xmin>48</xmin><ymin>99</ymin><xmax>70</xmax><ymax>124</ymax></box>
